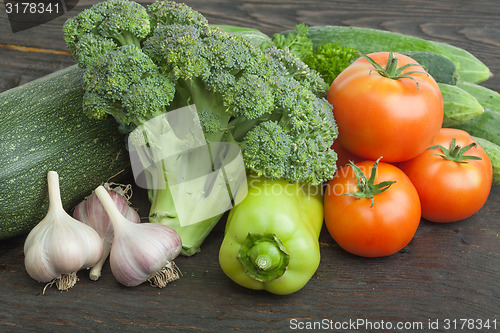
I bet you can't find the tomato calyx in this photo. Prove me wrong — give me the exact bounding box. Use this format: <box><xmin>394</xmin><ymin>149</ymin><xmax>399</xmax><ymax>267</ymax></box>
<box><xmin>360</xmin><ymin>52</ymin><xmax>428</xmax><ymax>88</ymax></box>
<box><xmin>344</xmin><ymin>157</ymin><xmax>396</xmax><ymax>207</ymax></box>
<box><xmin>428</xmin><ymin>138</ymin><xmax>483</xmax><ymax>164</ymax></box>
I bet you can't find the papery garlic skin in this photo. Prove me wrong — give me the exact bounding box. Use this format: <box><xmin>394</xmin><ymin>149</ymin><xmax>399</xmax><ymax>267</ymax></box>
<box><xmin>74</xmin><ymin>187</ymin><xmax>140</xmax><ymax>242</ymax></box>
<box><xmin>24</xmin><ymin>216</ymin><xmax>103</xmax><ymax>282</ymax></box>
<box><xmin>110</xmin><ymin>223</ymin><xmax>182</xmax><ymax>287</ymax></box>
<box><xmin>94</xmin><ymin>186</ymin><xmax>182</xmax><ymax>287</ymax></box>
<box><xmin>73</xmin><ymin>186</ymin><xmax>140</xmax><ymax>281</ymax></box>
<box><xmin>23</xmin><ymin>171</ymin><xmax>103</xmax><ymax>288</ymax></box>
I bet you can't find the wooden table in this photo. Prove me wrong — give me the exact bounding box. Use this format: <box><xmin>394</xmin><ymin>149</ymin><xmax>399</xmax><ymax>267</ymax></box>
<box><xmin>1</xmin><ymin>1</ymin><xmax>499</xmax><ymax>332</ymax></box>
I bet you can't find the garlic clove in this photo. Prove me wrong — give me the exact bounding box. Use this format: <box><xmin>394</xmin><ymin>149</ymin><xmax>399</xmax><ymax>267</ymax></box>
<box><xmin>23</xmin><ymin>171</ymin><xmax>103</xmax><ymax>292</ymax></box>
<box><xmin>73</xmin><ymin>185</ymin><xmax>141</xmax><ymax>281</ymax></box>
<box><xmin>94</xmin><ymin>186</ymin><xmax>182</xmax><ymax>288</ymax></box>
<box><xmin>110</xmin><ymin>223</ymin><xmax>182</xmax><ymax>287</ymax></box>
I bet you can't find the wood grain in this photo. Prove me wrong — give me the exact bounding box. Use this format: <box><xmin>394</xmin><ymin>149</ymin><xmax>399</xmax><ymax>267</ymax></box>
<box><xmin>1</xmin><ymin>0</ymin><xmax>499</xmax><ymax>89</ymax></box>
<box><xmin>0</xmin><ymin>0</ymin><xmax>499</xmax><ymax>331</ymax></box>
<box><xmin>1</xmin><ymin>186</ymin><xmax>499</xmax><ymax>331</ymax></box>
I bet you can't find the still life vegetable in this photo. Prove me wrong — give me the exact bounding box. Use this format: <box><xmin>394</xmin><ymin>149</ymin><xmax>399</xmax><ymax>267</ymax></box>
<box><xmin>298</xmin><ymin>25</ymin><xmax>492</xmax><ymax>83</ymax></box>
<box><xmin>23</xmin><ymin>171</ymin><xmax>103</xmax><ymax>293</ymax></box>
<box><xmin>327</xmin><ymin>52</ymin><xmax>444</xmax><ymax>162</ymax></box>
<box><xmin>0</xmin><ymin>0</ymin><xmax>496</xmax><ymax>296</ymax></box>
<box><xmin>399</xmin><ymin>128</ymin><xmax>492</xmax><ymax>223</ymax></box>
<box><xmin>219</xmin><ymin>176</ymin><xmax>323</xmax><ymax>294</ymax></box>
<box><xmin>0</xmin><ymin>65</ymin><xmax>130</xmax><ymax>241</ymax></box>
<box><xmin>267</xmin><ymin>24</ymin><xmax>499</xmax><ymax>183</ymax></box>
<box><xmin>94</xmin><ymin>186</ymin><xmax>182</xmax><ymax>288</ymax></box>
<box><xmin>324</xmin><ymin>159</ymin><xmax>421</xmax><ymax>258</ymax></box>
<box><xmin>73</xmin><ymin>184</ymin><xmax>141</xmax><ymax>281</ymax></box>
<box><xmin>62</xmin><ymin>0</ymin><xmax>337</xmax><ymax>255</ymax></box>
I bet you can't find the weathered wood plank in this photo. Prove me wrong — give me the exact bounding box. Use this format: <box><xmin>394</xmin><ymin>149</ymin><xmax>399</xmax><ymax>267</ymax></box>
<box><xmin>0</xmin><ymin>186</ymin><xmax>498</xmax><ymax>331</ymax></box>
<box><xmin>1</xmin><ymin>0</ymin><xmax>499</xmax><ymax>90</ymax></box>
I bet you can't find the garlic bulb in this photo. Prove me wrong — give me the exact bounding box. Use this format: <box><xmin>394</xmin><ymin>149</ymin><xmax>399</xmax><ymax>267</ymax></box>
<box><xmin>24</xmin><ymin>171</ymin><xmax>103</xmax><ymax>293</ymax></box>
<box><xmin>73</xmin><ymin>184</ymin><xmax>140</xmax><ymax>281</ymax></box>
<box><xmin>94</xmin><ymin>186</ymin><xmax>182</xmax><ymax>287</ymax></box>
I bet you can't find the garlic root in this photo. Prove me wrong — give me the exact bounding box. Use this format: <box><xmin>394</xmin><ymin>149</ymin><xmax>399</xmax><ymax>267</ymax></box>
<box><xmin>148</xmin><ymin>262</ymin><xmax>182</xmax><ymax>288</ymax></box>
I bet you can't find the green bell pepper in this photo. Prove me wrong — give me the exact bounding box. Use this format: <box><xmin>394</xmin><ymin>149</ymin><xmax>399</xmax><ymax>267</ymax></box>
<box><xmin>218</xmin><ymin>176</ymin><xmax>323</xmax><ymax>295</ymax></box>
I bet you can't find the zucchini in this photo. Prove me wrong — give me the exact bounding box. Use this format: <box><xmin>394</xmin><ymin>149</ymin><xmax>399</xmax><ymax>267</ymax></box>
<box><xmin>472</xmin><ymin>136</ymin><xmax>500</xmax><ymax>185</ymax></box>
<box><xmin>0</xmin><ymin>65</ymin><xmax>130</xmax><ymax>240</ymax></box>
<box><xmin>299</xmin><ymin>25</ymin><xmax>491</xmax><ymax>84</ymax></box>
<box><xmin>438</xmin><ymin>83</ymin><xmax>484</xmax><ymax>127</ymax></box>
<box><xmin>451</xmin><ymin>110</ymin><xmax>500</xmax><ymax>146</ymax></box>
<box><xmin>456</xmin><ymin>81</ymin><xmax>500</xmax><ymax>113</ymax></box>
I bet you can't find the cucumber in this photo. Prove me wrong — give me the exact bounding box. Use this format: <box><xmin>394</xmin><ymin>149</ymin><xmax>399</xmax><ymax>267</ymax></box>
<box><xmin>217</xmin><ymin>25</ymin><xmax>272</xmax><ymax>47</ymax></box>
<box><xmin>401</xmin><ymin>51</ymin><xmax>459</xmax><ymax>85</ymax></box>
<box><xmin>0</xmin><ymin>65</ymin><xmax>130</xmax><ymax>240</ymax></box>
<box><xmin>299</xmin><ymin>25</ymin><xmax>491</xmax><ymax>84</ymax></box>
<box><xmin>451</xmin><ymin>110</ymin><xmax>500</xmax><ymax>146</ymax></box>
<box><xmin>456</xmin><ymin>81</ymin><xmax>500</xmax><ymax>113</ymax></box>
<box><xmin>472</xmin><ymin>136</ymin><xmax>500</xmax><ymax>185</ymax></box>
<box><xmin>439</xmin><ymin>83</ymin><xmax>484</xmax><ymax>127</ymax></box>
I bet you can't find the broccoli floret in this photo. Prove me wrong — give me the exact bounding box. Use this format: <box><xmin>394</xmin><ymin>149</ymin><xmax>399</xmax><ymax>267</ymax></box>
<box><xmin>82</xmin><ymin>44</ymin><xmax>175</xmax><ymax>125</ymax></box>
<box><xmin>223</xmin><ymin>73</ymin><xmax>275</xmax><ymax>119</ymax></box>
<box><xmin>143</xmin><ymin>24</ymin><xmax>210</xmax><ymax>81</ymax></box>
<box><xmin>242</xmin><ymin>121</ymin><xmax>292</xmax><ymax>180</ymax></box>
<box><xmin>65</xmin><ymin>0</ymin><xmax>338</xmax><ymax>255</ymax></box>
<box><xmin>264</xmin><ymin>46</ymin><xmax>327</xmax><ymax>96</ymax></box>
<box><xmin>63</xmin><ymin>0</ymin><xmax>151</xmax><ymax>68</ymax></box>
<box><xmin>148</xmin><ymin>0</ymin><xmax>208</xmax><ymax>29</ymax></box>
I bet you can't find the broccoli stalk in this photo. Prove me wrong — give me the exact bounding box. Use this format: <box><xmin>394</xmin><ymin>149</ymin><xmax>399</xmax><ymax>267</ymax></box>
<box><xmin>128</xmin><ymin>110</ymin><xmax>240</xmax><ymax>255</ymax></box>
<box><xmin>64</xmin><ymin>0</ymin><xmax>338</xmax><ymax>255</ymax></box>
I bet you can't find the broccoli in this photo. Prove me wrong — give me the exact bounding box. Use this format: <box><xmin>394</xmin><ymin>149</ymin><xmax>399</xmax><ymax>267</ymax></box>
<box><xmin>63</xmin><ymin>0</ymin><xmax>151</xmax><ymax>67</ymax></box>
<box><xmin>64</xmin><ymin>0</ymin><xmax>338</xmax><ymax>255</ymax></box>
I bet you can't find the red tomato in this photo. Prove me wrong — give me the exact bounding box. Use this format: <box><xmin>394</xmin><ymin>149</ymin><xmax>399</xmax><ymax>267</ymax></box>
<box><xmin>399</xmin><ymin>128</ymin><xmax>492</xmax><ymax>223</ymax></box>
<box><xmin>331</xmin><ymin>139</ymin><xmax>363</xmax><ymax>170</ymax></box>
<box><xmin>324</xmin><ymin>159</ymin><xmax>421</xmax><ymax>257</ymax></box>
<box><xmin>327</xmin><ymin>52</ymin><xmax>443</xmax><ymax>162</ymax></box>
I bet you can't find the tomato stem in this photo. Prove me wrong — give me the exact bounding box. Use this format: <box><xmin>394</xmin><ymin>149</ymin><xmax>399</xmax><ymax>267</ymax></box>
<box><xmin>428</xmin><ymin>138</ymin><xmax>482</xmax><ymax>163</ymax></box>
<box><xmin>344</xmin><ymin>157</ymin><xmax>396</xmax><ymax>207</ymax></box>
<box><xmin>360</xmin><ymin>52</ymin><xmax>428</xmax><ymax>89</ymax></box>
<box><xmin>385</xmin><ymin>54</ymin><xmax>400</xmax><ymax>77</ymax></box>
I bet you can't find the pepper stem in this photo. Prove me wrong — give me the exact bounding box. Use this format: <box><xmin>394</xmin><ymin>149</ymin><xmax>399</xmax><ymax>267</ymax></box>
<box><xmin>428</xmin><ymin>138</ymin><xmax>482</xmax><ymax>163</ymax></box>
<box><xmin>344</xmin><ymin>157</ymin><xmax>396</xmax><ymax>207</ymax></box>
<box><xmin>237</xmin><ymin>233</ymin><xmax>290</xmax><ymax>282</ymax></box>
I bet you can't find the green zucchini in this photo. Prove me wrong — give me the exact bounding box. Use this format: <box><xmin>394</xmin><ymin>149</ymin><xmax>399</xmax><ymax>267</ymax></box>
<box><xmin>438</xmin><ymin>83</ymin><xmax>484</xmax><ymax>127</ymax></box>
<box><xmin>299</xmin><ymin>25</ymin><xmax>491</xmax><ymax>84</ymax></box>
<box><xmin>451</xmin><ymin>110</ymin><xmax>500</xmax><ymax>146</ymax></box>
<box><xmin>0</xmin><ymin>65</ymin><xmax>130</xmax><ymax>240</ymax></box>
<box><xmin>472</xmin><ymin>136</ymin><xmax>500</xmax><ymax>185</ymax></box>
<box><xmin>456</xmin><ymin>81</ymin><xmax>500</xmax><ymax>113</ymax></box>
